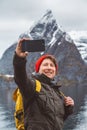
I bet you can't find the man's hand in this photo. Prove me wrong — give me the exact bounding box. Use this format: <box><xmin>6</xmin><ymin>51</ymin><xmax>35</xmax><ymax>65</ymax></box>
<box><xmin>64</xmin><ymin>96</ymin><xmax>74</xmax><ymax>106</ymax></box>
<box><xmin>15</xmin><ymin>38</ymin><xmax>29</xmax><ymax>58</ymax></box>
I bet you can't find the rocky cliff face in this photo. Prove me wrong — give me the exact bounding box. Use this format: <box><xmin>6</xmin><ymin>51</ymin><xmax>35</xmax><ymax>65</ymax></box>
<box><xmin>0</xmin><ymin>10</ymin><xmax>87</xmax><ymax>88</ymax></box>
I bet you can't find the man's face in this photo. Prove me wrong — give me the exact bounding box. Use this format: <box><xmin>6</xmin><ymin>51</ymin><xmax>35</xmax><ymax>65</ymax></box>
<box><xmin>38</xmin><ymin>58</ymin><xmax>56</xmax><ymax>79</ymax></box>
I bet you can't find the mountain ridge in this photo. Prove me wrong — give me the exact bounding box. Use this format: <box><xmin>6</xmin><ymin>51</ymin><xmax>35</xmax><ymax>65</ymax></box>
<box><xmin>0</xmin><ymin>10</ymin><xmax>87</xmax><ymax>88</ymax></box>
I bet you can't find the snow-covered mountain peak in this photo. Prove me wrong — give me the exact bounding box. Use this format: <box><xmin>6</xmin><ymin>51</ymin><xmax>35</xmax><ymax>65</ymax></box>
<box><xmin>31</xmin><ymin>9</ymin><xmax>55</xmax><ymax>26</ymax></box>
<box><xmin>42</xmin><ymin>9</ymin><xmax>53</xmax><ymax>21</ymax></box>
<box><xmin>28</xmin><ymin>10</ymin><xmax>73</xmax><ymax>46</ymax></box>
<box><xmin>20</xmin><ymin>11</ymin><xmax>86</xmax><ymax>63</ymax></box>
<box><xmin>28</xmin><ymin>10</ymin><xmax>59</xmax><ymax>43</ymax></box>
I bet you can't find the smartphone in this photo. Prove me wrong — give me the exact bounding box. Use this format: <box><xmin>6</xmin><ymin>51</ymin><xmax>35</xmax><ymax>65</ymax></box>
<box><xmin>22</xmin><ymin>39</ymin><xmax>45</xmax><ymax>52</ymax></box>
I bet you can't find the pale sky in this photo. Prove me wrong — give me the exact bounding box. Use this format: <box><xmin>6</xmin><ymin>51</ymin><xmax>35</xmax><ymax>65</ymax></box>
<box><xmin>0</xmin><ymin>0</ymin><xmax>87</xmax><ymax>58</ymax></box>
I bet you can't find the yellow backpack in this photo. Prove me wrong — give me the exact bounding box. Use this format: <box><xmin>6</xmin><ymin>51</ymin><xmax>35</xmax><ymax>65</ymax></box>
<box><xmin>12</xmin><ymin>80</ymin><xmax>41</xmax><ymax>130</ymax></box>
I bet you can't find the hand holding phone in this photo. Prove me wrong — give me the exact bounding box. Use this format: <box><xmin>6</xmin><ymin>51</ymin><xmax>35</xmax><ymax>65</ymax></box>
<box><xmin>22</xmin><ymin>39</ymin><xmax>45</xmax><ymax>52</ymax></box>
<box><xmin>15</xmin><ymin>38</ymin><xmax>29</xmax><ymax>58</ymax></box>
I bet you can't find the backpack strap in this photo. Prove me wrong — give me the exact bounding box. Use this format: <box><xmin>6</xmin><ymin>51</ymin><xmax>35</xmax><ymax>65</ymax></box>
<box><xmin>58</xmin><ymin>90</ymin><xmax>66</xmax><ymax>98</ymax></box>
<box><xmin>12</xmin><ymin>88</ymin><xmax>19</xmax><ymax>102</ymax></box>
<box><xmin>35</xmin><ymin>79</ymin><xmax>41</xmax><ymax>92</ymax></box>
<box><xmin>60</xmin><ymin>91</ymin><xmax>65</xmax><ymax>98</ymax></box>
<box><xmin>13</xmin><ymin>79</ymin><xmax>41</xmax><ymax>102</ymax></box>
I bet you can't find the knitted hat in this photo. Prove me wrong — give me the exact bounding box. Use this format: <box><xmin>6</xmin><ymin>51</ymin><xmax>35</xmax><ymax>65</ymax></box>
<box><xmin>35</xmin><ymin>54</ymin><xmax>58</xmax><ymax>72</ymax></box>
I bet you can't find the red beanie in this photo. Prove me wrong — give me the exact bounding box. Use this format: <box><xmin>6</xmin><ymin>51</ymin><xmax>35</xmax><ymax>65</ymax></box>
<box><xmin>35</xmin><ymin>54</ymin><xmax>58</xmax><ymax>72</ymax></box>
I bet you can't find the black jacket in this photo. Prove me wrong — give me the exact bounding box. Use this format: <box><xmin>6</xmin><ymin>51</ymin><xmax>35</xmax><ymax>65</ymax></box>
<box><xmin>13</xmin><ymin>54</ymin><xmax>73</xmax><ymax>130</ymax></box>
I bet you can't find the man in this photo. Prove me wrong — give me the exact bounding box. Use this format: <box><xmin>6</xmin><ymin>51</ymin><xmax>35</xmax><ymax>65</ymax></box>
<box><xmin>13</xmin><ymin>38</ymin><xmax>74</xmax><ymax>130</ymax></box>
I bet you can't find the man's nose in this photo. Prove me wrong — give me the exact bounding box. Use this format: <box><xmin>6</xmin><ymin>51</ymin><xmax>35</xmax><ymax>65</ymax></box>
<box><xmin>47</xmin><ymin>65</ymin><xmax>51</xmax><ymax>69</ymax></box>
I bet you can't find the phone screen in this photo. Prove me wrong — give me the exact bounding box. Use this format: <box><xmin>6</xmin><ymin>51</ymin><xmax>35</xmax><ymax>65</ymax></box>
<box><xmin>22</xmin><ymin>39</ymin><xmax>45</xmax><ymax>52</ymax></box>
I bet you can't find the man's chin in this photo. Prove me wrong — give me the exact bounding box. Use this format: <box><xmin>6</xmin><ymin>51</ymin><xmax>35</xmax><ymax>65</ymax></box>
<box><xmin>45</xmin><ymin>74</ymin><xmax>52</xmax><ymax>79</ymax></box>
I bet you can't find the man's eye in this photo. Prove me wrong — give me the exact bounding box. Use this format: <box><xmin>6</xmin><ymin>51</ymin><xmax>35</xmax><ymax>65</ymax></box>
<box><xmin>43</xmin><ymin>64</ymin><xmax>48</xmax><ymax>66</ymax></box>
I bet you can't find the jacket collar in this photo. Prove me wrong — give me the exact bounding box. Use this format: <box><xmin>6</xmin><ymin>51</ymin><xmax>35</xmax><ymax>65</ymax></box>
<box><xmin>32</xmin><ymin>72</ymin><xmax>61</xmax><ymax>88</ymax></box>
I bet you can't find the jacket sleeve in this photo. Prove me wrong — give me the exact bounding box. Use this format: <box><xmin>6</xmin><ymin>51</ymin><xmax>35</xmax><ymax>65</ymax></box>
<box><xmin>64</xmin><ymin>105</ymin><xmax>74</xmax><ymax>120</ymax></box>
<box><xmin>13</xmin><ymin>53</ymin><xmax>36</xmax><ymax>99</ymax></box>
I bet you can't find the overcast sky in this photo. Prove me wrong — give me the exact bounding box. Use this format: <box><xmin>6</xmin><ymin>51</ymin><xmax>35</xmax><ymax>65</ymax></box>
<box><xmin>0</xmin><ymin>0</ymin><xmax>87</xmax><ymax>58</ymax></box>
